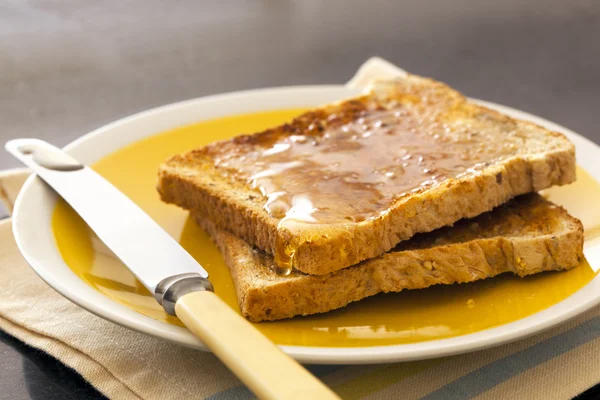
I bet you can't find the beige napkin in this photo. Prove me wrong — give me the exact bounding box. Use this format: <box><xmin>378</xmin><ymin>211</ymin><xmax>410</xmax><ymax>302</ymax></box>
<box><xmin>2</xmin><ymin>169</ymin><xmax>600</xmax><ymax>400</ymax></box>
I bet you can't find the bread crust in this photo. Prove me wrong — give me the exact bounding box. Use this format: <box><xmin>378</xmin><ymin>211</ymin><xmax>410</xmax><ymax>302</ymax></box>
<box><xmin>158</xmin><ymin>74</ymin><xmax>576</xmax><ymax>275</ymax></box>
<box><xmin>194</xmin><ymin>194</ymin><xmax>584</xmax><ymax>322</ymax></box>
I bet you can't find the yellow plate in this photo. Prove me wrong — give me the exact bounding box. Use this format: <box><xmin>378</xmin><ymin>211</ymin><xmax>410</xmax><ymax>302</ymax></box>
<box><xmin>52</xmin><ymin>108</ymin><xmax>600</xmax><ymax>348</ymax></box>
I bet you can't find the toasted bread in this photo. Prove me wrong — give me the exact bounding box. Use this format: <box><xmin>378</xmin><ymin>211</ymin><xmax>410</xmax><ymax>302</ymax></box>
<box><xmin>193</xmin><ymin>194</ymin><xmax>583</xmax><ymax>322</ymax></box>
<box><xmin>158</xmin><ymin>74</ymin><xmax>576</xmax><ymax>275</ymax></box>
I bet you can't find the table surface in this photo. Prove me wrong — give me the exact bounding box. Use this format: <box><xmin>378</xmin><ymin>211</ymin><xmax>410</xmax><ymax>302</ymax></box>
<box><xmin>1</xmin><ymin>1</ymin><xmax>599</xmax><ymax>398</ymax></box>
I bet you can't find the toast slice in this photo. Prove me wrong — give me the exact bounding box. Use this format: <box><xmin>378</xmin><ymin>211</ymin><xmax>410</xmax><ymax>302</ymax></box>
<box><xmin>193</xmin><ymin>194</ymin><xmax>583</xmax><ymax>322</ymax></box>
<box><xmin>158</xmin><ymin>75</ymin><xmax>576</xmax><ymax>276</ymax></box>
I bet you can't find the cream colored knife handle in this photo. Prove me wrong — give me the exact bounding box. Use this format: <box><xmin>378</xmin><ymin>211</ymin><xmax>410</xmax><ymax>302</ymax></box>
<box><xmin>175</xmin><ymin>291</ymin><xmax>339</xmax><ymax>400</ymax></box>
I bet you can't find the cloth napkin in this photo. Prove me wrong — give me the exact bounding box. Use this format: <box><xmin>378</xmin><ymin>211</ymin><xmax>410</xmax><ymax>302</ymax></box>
<box><xmin>1</xmin><ymin>169</ymin><xmax>599</xmax><ymax>400</ymax></box>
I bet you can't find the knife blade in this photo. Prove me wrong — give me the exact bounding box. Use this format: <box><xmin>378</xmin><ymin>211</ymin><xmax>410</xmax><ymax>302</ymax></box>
<box><xmin>6</xmin><ymin>138</ymin><xmax>339</xmax><ymax>400</ymax></box>
<box><xmin>5</xmin><ymin>139</ymin><xmax>209</xmax><ymax>305</ymax></box>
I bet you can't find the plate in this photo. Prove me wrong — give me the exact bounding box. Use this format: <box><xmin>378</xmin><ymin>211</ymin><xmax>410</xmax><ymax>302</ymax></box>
<box><xmin>11</xmin><ymin>60</ymin><xmax>600</xmax><ymax>364</ymax></box>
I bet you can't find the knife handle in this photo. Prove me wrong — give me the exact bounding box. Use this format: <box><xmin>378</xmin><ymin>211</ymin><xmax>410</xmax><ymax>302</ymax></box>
<box><xmin>175</xmin><ymin>291</ymin><xmax>339</xmax><ymax>400</ymax></box>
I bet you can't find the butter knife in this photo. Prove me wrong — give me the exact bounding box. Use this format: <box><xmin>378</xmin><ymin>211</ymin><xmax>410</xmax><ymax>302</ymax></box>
<box><xmin>6</xmin><ymin>138</ymin><xmax>339</xmax><ymax>400</ymax></box>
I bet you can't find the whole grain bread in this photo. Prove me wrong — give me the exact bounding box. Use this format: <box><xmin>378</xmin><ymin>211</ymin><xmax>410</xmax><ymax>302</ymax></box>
<box><xmin>158</xmin><ymin>74</ymin><xmax>576</xmax><ymax>275</ymax></box>
<box><xmin>194</xmin><ymin>194</ymin><xmax>583</xmax><ymax>322</ymax></box>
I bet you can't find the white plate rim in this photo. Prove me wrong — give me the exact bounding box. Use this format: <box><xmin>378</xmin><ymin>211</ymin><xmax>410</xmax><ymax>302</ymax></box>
<box><xmin>11</xmin><ymin>84</ymin><xmax>600</xmax><ymax>365</ymax></box>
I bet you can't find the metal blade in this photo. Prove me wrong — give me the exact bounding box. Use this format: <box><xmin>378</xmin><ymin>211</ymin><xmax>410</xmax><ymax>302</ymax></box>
<box><xmin>5</xmin><ymin>138</ymin><xmax>208</xmax><ymax>296</ymax></box>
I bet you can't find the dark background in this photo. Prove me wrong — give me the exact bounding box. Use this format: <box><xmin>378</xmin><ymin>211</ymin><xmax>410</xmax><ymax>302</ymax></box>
<box><xmin>0</xmin><ymin>1</ymin><xmax>598</xmax><ymax>398</ymax></box>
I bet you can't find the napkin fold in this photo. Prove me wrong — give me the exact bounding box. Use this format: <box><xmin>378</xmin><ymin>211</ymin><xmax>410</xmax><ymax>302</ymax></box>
<box><xmin>1</xmin><ymin>169</ymin><xmax>599</xmax><ymax>400</ymax></box>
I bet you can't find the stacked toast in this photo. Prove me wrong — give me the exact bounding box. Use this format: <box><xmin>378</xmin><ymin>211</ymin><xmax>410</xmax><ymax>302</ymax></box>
<box><xmin>158</xmin><ymin>73</ymin><xmax>583</xmax><ymax>322</ymax></box>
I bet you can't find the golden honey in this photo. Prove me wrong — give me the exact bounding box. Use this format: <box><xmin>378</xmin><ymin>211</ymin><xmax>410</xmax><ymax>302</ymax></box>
<box><xmin>52</xmin><ymin>108</ymin><xmax>600</xmax><ymax>347</ymax></box>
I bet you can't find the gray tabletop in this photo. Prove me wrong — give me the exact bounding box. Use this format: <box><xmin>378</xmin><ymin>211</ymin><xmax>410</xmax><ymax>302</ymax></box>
<box><xmin>0</xmin><ymin>1</ymin><xmax>599</xmax><ymax>399</ymax></box>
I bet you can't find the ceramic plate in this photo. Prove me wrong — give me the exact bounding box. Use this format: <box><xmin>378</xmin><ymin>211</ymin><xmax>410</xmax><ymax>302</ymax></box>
<box><xmin>11</xmin><ymin>59</ymin><xmax>600</xmax><ymax>364</ymax></box>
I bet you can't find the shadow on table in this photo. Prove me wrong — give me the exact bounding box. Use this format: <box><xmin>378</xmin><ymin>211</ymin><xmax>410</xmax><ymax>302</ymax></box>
<box><xmin>0</xmin><ymin>331</ymin><xmax>105</xmax><ymax>400</ymax></box>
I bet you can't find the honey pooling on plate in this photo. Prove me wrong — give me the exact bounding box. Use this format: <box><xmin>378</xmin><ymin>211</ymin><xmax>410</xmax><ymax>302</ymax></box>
<box><xmin>52</xmin><ymin>107</ymin><xmax>599</xmax><ymax>347</ymax></box>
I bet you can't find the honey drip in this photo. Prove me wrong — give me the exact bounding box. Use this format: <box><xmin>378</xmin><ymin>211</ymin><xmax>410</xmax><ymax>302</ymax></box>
<box><xmin>272</xmin><ymin>233</ymin><xmax>295</xmax><ymax>275</ymax></box>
